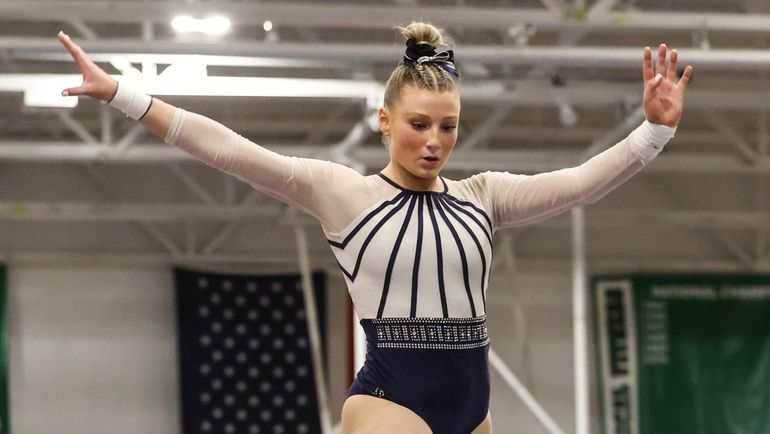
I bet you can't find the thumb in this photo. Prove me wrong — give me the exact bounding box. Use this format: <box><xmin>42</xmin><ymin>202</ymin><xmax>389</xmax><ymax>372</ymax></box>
<box><xmin>61</xmin><ymin>86</ymin><xmax>86</xmax><ymax>97</ymax></box>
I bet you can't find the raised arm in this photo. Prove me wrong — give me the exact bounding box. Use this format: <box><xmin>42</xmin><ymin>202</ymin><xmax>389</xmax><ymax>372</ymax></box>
<box><xmin>57</xmin><ymin>31</ymin><xmax>365</xmax><ymax>231</ymax></box>
<box><xmin>480</xmin><ymin>44</ymin><xmax>692</xmax><ymax>230</ymax></box>
<box><xmin>58</xmin><ymin>31</ymin><xmax>175</xmax><ymax>138</ymax></box>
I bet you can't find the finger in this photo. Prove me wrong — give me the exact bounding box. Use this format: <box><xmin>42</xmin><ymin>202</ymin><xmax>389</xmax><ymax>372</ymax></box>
<box><xmin>677</xmin><ymin>65</ymin><xmax>693</xmax><ymax>91</ymax></box>
<box><xmin>667</xmin><ymin>49</ymin><xmax>679</xmax><ymax>81</ymax></box>
<box><xmin>647</xmin><ymin>73</ymin><xmax>664</xmax><ymax>92</ymax></box>
<box><xmin>57</xmin><ymin>31</ymin><xmax>91</xmax><ymax>73</ymax></box>
<box><xmin>642</xmin><ymin>46</ymin><xmax>654</xmax><ymax>83</ymax></box>
<box><xmin>655</xmin><ymin>44</ymin><xmax>667</xmax><ymax>78</ymax></box>
<box><xmin>57</xmin><ymin>31</ymin><xmax>79</xmax><ymax>58</ymax></box>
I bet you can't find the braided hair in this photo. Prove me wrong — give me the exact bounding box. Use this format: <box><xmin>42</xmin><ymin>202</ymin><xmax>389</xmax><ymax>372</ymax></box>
<box><xmin>383</xmin><ymin>22</ymin><xmax>460</xmax><ymax>110</ymax></box>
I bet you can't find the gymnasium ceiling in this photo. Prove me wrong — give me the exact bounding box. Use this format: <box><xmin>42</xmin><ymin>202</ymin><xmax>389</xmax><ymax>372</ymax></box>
<box><xmin>1</xmin><ymin>0</ymin><xmax>769</xmax><ymax>273</ymax></box>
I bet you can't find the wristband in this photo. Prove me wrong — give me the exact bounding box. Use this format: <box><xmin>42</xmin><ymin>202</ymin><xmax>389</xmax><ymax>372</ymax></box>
<box><xmin>108</xmin><ymin>81</ymin><xmax>153</xmax><ymax>121</ymax></box>
<box><xmin>629</xmin><ymin>120</ymin><xmax>676</xmax><ymax>162</ymax></box>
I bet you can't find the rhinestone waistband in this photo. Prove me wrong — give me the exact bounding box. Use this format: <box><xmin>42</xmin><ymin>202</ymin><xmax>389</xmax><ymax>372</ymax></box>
<box><xmin>360</xmin><ymin>315</ymin><xmax>489</xmax><ymax>350</ymax></box>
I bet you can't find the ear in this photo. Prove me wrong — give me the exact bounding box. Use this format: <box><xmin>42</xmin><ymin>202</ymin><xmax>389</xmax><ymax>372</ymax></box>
<box><xmin>378</xmin><ymin>106</ymin><xmax>391</xmax><ymax>135</ymax></box>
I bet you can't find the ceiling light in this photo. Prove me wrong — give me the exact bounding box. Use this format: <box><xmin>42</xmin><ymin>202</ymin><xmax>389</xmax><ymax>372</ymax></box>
<box><xmin>171</xmin><ymin>15</ymin><xmax>195</xmax><ymax>33</ymax></box>
<box><xmin>171</xmin><ymin>15</ymin><xmax>231</xmax><ymax>35</ymax></box>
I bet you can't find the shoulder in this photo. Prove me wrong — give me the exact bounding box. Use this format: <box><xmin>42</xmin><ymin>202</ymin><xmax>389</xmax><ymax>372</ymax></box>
<box><xmin>448</xmin><ymin>171</ymin><xmax>510</xmax><ymax>196</ymax></box>
<box><xmin>444</xmin><ymin>172</ymin><xmax>497</xmax><ymax>207</ymax></box>
<box><xmin>447</xmin><ymin>171</ymin><xmax>527</xmax><ymax>214</ymax></box>
<box><xmin>320</xmin><ymin>173</ymin><xmax>408</xmax><ymax>237</ymax></box>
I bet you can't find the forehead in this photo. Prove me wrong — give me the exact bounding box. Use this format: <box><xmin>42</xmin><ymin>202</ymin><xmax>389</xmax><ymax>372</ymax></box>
<box><xmin>393</xmin><ymin>86</ymin><xmax>460</xmax><ymax>117</ymax></box>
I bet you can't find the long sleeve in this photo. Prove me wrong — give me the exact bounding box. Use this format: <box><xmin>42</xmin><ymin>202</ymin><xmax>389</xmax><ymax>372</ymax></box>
<box><xmin>467</xmin><ymin>121</ymin><xmax>676</xmax><ymax>231</ymax></box>
<box><xmin>164</xmin><ymin>108</ymin><xmax>365</xmax><ymax>230</ymax></box>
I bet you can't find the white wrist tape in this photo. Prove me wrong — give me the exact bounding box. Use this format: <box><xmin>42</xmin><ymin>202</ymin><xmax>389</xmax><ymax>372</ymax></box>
<box><xmin>629</xmin><ymin>120</ymin><xmax>677</xmax><ymax>162</ymax></box>
<box><xmin>108</xmin><ymin>81</ymin><xmax>153</xmax><ymax>121</ymax></box>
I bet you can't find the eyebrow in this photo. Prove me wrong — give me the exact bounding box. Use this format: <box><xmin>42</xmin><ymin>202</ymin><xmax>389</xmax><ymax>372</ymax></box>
<box><xmin>405</xmin><ymin>112</ymin><xmax>459</xmax><ymax>121</ymax></box>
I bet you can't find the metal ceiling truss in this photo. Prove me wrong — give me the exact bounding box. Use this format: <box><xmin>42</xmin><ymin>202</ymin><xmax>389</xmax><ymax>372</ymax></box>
<box><xmin>1</xmin><ymin>0</ymin><xmax>769</xmax><ymax>271</ymax></box>
<box><xmin>2</xmin><ymin>1</ymin><xmax>770</xmax><ymax>34</ymax></box>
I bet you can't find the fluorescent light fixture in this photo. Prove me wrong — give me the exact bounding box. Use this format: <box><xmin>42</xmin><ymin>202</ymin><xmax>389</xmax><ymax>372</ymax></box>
<box><xmin>203</xmin><ymin>16</ymin><xmax>231</xmax><ymax>35</ymax></box>
<box><xmin>0</xmin><ymin>74</ymin><xmax>383</xmax><ymax>104</ymax></box>
<box><xmin>26</xmin><ymin>85</ymin><xmax>78</xmax><ymax>108</ymax></box>
<box><xmin>159</xmin><ymin>59</ymin><xmax>208</xmax><ymax>83</ymax></box>
<box><xmin>171</xmin><ymin>15</ymin><xmax>231</xmax><ymax>35</ymax></box>
<box><xmin>171</xmin><ymin>15</ymin><xmax>195</xmax><ymax>33</ymax></box>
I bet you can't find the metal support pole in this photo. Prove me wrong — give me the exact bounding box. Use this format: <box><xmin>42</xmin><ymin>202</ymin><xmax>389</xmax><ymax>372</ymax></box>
<box><xmin>571</xmin><ymin>206</ymin><xmax>589</xmax><ymax>434</ymax></box>
<box><xmin>294</xmin><ymin>226</ymin><xmax>333</xmax><ymax>434</ymax></box>
<box><xmin>488</xmin><ymin>348</ymin><xmax>566</xmax><ymax>434</ymax></box>
<box><xmin>499</xmin><ymin>231</ymin><xmax>534</xmax><ymax>388</ymax></box>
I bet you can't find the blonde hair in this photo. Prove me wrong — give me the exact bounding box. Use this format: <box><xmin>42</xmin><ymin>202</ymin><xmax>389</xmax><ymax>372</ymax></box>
<box><xmin>383</xmin><ymin>22</ymin><xmax>459</xmax><ymax>110</ymax></box>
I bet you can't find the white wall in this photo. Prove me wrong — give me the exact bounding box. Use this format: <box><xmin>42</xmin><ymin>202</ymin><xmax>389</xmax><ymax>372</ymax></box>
<box><xmin>6</xmin><ymin>263</ymin><xmax>354</xmax><ymax>434</ymax></box>
<box><xmin>487</xmin><ymin>264</ymin><xmax>583</xmax><ymax>433</ymax></box>
<box><xmin>5</xmin><ymin>262</ymin><xmax>587</xmax><ymax>433</ymax></box>
<box><xmin>8</xmin><ymin>265</ymin><xmax>180</xmax><ymax>434</ymax></box>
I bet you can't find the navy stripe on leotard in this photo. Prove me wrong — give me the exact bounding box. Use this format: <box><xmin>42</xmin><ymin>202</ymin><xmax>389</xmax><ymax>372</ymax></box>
<box><xmin>437</xmin><ymin>194</ymin><xmax>489</xmax><ymax>312</ymax></box>
<box><xmin>377</xmin><ymin>194</ymin><xmax>418</xmax><ymax>317</ymax></box>
<box><xmin>328</xmin><ymin>174</ymin><xmax>493</xmax><ymax>319</ymax></box>
<box><xmin>329</xmin><ymin>192</ymin><xmax>409</xmax><ymax>282</ymax></box>
<box><xmin>410</xmin><ymin>194</ymin><xmax>425</xmax><ymax>317</ymax></box>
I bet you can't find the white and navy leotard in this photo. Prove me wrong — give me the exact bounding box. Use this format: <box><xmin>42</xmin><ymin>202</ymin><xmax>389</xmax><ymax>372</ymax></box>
<box><xmin>165</xmin><ymin>108</ymin><xmax>674</xmax><ymax>433</ymax></box>
<box><xmin>329</xmin><ymin>174</ymin><xmax>492</xmax><ymax>319</ymax></box>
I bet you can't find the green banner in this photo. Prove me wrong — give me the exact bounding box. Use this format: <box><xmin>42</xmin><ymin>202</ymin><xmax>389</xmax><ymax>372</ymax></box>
<box><xmin>0</xmin><ymin>265</ymin><xmax>7</xmax><ymax>434</ymax></box>
<box><xmin>594</xmin><ymin>275</ymin><xmax>770</xmax><ymax>434</ymax></box>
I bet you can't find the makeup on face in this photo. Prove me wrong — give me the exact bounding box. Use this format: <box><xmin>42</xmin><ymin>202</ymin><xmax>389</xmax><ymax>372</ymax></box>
<box><xmin>380</xmin><ymin>87</ymin><xmax>460</xmax><ymax>191</ymax></box>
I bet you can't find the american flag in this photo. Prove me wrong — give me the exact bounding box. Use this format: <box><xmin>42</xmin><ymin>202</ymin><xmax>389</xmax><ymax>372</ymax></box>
<box><xmin>175</xmin><ymin>268</ymin><xmax>326</xmax><ymax>434</ymax></box>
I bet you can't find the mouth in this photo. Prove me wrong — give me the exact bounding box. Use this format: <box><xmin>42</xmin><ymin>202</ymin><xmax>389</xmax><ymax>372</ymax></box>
<box><xmin>420</xmin><ymin>156</ymin><xmax>441</xmax><ymax>168</ymax></box>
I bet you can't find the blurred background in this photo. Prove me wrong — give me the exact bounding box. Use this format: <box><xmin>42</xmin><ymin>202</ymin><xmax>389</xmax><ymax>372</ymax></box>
<box><xmin>1</xmin><ymin>0</ymin><xmax>769</xmax><ymax>433</ymax></box>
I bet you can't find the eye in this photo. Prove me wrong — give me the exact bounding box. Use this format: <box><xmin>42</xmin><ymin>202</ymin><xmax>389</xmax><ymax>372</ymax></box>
<box><xmin>441</xmin><ymin>124</ymin><xmax>457</xmax><ymax>132</ymax></box>
<box><xmin>411</xmin><ymin>122</ymin><xmax>427</xmax><ymax>130</ymax></box>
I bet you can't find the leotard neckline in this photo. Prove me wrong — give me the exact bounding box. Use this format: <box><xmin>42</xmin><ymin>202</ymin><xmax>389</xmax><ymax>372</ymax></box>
<box><xmin>377</xmin><ymin>173</ymin><xmax>449</xmax><ymax>194</ymax></box>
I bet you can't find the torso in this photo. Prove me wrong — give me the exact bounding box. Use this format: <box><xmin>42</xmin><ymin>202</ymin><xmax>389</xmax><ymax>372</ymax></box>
<box><xmin>325</xmin><ymin>173</ymin><xmax>493</xmax><ymax>320</ymax></box>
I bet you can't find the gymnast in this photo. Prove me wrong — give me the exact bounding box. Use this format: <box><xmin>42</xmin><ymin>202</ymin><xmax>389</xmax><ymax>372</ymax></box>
<box><xmin>58</xmin><ymin>21</ymin><xmax>691</xmax><ymax>434</ymax></box>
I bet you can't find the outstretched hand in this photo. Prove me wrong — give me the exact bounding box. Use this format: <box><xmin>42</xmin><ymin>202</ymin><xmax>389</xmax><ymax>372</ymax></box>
<box><xmin>57</xmin><ymin>31</ymin><xmax>117</xmax><ymax>102</ymax></box>
<box><xmin>642</xmin><ymin>44</ymin><xmax>692</xmax><ymax>127</ymax></box>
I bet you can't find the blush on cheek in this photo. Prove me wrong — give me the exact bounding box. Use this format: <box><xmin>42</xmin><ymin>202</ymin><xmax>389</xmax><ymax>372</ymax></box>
<box><xmin>392</xmin><ymin>132</ymin><xmax>426</xmax><ymax>153</ymax></box>
<box><xmin>402</xmin><ymin>128</ymin><xmax>425</xmax><ymax>144</ymax></box>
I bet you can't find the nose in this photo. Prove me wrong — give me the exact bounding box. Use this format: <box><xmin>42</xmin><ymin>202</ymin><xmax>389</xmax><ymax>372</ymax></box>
<box><xmin>425</xmin><ymin>127</ymin><xmax>442</xmax><ymax>150</ymax></box>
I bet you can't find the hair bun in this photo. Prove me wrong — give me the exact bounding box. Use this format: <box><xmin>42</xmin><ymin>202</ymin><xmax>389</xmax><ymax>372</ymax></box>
<box><xmin>400</xmin><ymin>22</ymin><xmax>445</xmax><ymax>48</ymax></box>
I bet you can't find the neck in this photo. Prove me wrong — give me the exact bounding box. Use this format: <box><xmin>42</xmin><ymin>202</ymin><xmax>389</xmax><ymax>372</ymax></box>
<box><xmin>381</xmin><ymin>164</ymin><xmax>441</xmax><ymax>192</ymax></box>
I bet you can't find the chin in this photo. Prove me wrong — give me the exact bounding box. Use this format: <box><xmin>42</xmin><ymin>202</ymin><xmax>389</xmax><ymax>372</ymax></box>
<box><xmin>413</xmin><ymin>169</ymin><xmax>440</xmax><ymax>179</ymax></box>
